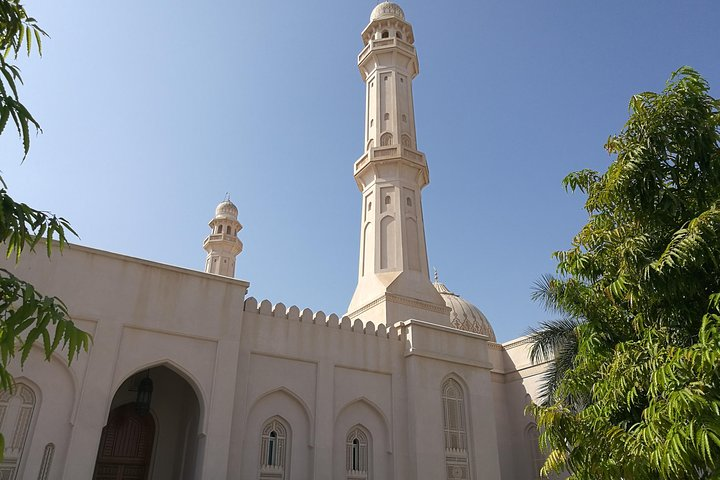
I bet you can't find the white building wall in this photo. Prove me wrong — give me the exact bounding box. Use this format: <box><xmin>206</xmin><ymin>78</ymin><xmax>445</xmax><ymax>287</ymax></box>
<box><xmin>1</xmin><ymin>244</ymin><xmax>548</xmax><ymax>480</ymax></box>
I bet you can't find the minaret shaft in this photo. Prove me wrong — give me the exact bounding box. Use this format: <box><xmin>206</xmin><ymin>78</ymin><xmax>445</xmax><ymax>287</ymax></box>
<box><xmin>348</xmin><ymin>9</ymin><xmax>448</xmax><ymax>325</ymax></box>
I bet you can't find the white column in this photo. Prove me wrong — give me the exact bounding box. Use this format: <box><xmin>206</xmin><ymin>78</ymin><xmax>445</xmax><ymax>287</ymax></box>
<box><xmin>198</xmin><ymin>338</ymin><xmax>241</xmax><ymax>479</ymax></box>
<box><xmin>62</xmin><ymin>322</ymin><xmax>123</xmax><ymax>479</ymax></box>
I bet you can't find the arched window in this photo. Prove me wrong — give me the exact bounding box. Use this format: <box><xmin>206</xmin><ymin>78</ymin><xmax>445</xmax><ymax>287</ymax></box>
<box><xmin>0</xmin><ymin>383</ymin><xmax>37</xmax><ymax>478</ymax></box>
<box><xmin>442</xmin><ymin>378</ymin><xmax>470</xmax><ymax>480</ymax></box>
<box><xmin>38</xmin><ymin>443</ymin><xmax>55</xmax><ymax>480</ymax></box>
<box><xmin>396</xmin><ymin>31</ymin><xmax>402</xmax><ymax>39</ymax></box>
<box><xmin>346</xmin><ymin>426</ymin><xmax>370</xmax><ymax>478</ymax></box>
<box><xmin>380</xmin><ymin>133</ymin><xmax>393</xmax><ymax>146</ymax></box>
<box><xmin>381</xmin><ymin>30</ymin><xmax>389</xmax><ymax>39</ymax></box>
<box><xmin>226</xmin><ymin>225</ymin><xmax>231</xmax><ymax>235</ymax></box>
<box><xmin>260</xmin><ymin>417</ymin><xmax>289</xmax><ymax>480</ymax></box>
<box><xmin>216</xmin><ymin>225</ymin><xmax>222</xmax><ymax>234</ymax></box>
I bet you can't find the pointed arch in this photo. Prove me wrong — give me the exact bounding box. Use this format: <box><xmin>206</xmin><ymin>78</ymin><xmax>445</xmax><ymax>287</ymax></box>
<box><xmin>25</xmin><ymin>344</ymin><xmax>80</xmax><ymax>424</ymax></box>
<box><xmin>524</xmin><ymin>422</ymin><xmax>543</xmax><ymax>479</ymax></box>
<box><xmin>110</xmin><ymin>358</ymin><xmax>207</xmax><ymax>433</ymax></box>
<box><xmin>251</xmin><ymin>386</ymin><xmax>314</xmax><ymax>446</ymax></box>
<box><xmin>99</xmin><ymin>364</ymin><xmax>202</xmax><ymax>479</ymax></box>
<box><xmin>335</xmin><ymin>396</ymin><xmax>390</xmax><ymax>449</ymax></box>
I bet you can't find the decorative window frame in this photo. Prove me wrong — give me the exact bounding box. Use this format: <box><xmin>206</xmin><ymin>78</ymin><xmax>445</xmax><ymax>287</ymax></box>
<box><xmin>0</xmin><ymin>383</ymin><xmax>38</xmax><ymax>480</ymax></box>
<box><xmin>259</xmin><ymin>416</ymin><xmax>290</xmax><ymax>480</ymax></box>
<box><xmin>345</xmin><ymin>425</ymin><xmax>371</xmax><ymax>479</ymax></box>
<box><xmin>441</xmin><ymin>377</ymin><xmax>471</xmax><ymax>480</ymax></box>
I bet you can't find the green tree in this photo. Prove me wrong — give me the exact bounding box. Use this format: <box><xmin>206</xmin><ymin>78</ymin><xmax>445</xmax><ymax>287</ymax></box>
<box><xmin>528</xmin><ymin>67</ymin><xmax>720</xmax><ymax>479</ymax></box>
<box><xmin>0</xmin><ymin>0</ymin><xmax>90</xmax><ymax>451</ymax></box>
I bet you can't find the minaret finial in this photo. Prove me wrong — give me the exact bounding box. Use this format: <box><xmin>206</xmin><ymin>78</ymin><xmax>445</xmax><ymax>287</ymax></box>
<box><xmin>434</xmin><ymin>267</ymin><xmax>438</xmax><ymax>283</ymax></box>
<box><xmin>224</xmin><ymin>192</ymin><xmax>230</xmax><ymax>201</ymax></box>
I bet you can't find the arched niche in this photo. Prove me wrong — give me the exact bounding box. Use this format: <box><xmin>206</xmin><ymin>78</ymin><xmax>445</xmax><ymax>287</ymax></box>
<box><xmin>241</xmin><ymin>388</ymin><xmax>313</xmax><ymax>480</ymax></box>
<box><xmin>524</xmin><ymin>423</ymin><xmax>544</xmax><ymax>479</ymax></box>
<box><xmin>334</xmin><ymin>397</ymin><xmax>392</xmax><ymax>479</ymax></box>
<box><xmin>24</xmin><ymin>344</ymin><xmax>79</xmax><ymax>423</ymax></box>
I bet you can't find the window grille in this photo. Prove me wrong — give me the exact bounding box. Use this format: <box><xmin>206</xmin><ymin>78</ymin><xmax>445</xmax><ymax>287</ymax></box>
<box><xmin>346</xmin><ymin>426</ymin><xmax>369</xmax><ymax>479</ymax></box>
<box><xmin>259</xmin><ymin>418</ymin><xmax>288</xmax><ymax>480</ymax></box>
<box><xmin>442</xmin><ymin>379</ymin><xmax>470</xmax><ymax>480</ymax></box>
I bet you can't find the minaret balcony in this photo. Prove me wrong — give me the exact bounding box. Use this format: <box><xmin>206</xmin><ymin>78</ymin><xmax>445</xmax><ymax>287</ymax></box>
<box><xmin>358</xmin><ymin>37</ymin><xmax>415</xmax><ymax>61</ymax></box>
<box><xmin>353</xmin><ymin>145</ymin><xmax>429</xmax><ymax>189</ymax></box>
<box><xmin>358</xmin><ymin>39</ymin><xmax>418</xmax><ymax>79</ymax></box>
<box><xmin>203</xmin><ymin>233</ymin><xmax>241</xmax><ymax>247</ymax></box>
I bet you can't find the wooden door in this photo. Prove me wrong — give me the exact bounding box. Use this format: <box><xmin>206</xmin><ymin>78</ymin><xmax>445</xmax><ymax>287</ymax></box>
<box><xmin>93</xmin><ymin>403</ymin><xmax>155</xmax><ymax>480</ymax></box>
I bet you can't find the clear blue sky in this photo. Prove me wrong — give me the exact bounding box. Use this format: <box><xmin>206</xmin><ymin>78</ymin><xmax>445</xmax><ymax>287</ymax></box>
<box><xmin>1</xmin><ymin>1</ymin><xmax>718</xmax><ymax>342</ymax></box>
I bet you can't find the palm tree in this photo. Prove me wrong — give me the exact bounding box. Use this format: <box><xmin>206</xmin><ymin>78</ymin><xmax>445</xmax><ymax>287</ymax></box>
<box><xmin>527</xmin><ymin>274</ymin><xmax>582</xmax><ymax>406</ymax></box>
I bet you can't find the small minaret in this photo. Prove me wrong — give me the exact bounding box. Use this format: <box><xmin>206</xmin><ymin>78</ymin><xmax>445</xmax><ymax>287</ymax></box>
<box><xmin>203</xmin><ymin>197</ymin><xmax>243</xmax><ymax>277</ymax></box>
<box><xmin>347</xmin><ymin>2</ymin><xmax>448</xmax><ymax>326</ymax></box>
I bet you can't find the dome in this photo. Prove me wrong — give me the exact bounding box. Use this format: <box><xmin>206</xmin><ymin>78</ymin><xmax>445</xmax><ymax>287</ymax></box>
<box><xmin>370</xmin><ymin>2</ymin><xmax>405</xmax><ymax>21</ymax></box>
<box><xmin>215</xmin><ymin>199</ymin><xmax>238</xmax><ymax>219</ymax></box>
<box><xmin>433</xmin><ymin>279</ymin><xmax>496</xmax><ymax>341</ymax></box>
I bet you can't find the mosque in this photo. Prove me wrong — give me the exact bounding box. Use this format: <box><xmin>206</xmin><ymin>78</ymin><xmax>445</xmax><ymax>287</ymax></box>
<box><xmin>1</xmin><ymin>3</ymin><xmax>549</xmax><ymax>479</ymax></box>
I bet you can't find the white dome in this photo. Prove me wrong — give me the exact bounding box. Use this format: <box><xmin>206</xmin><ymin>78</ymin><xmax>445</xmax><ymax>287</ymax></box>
<box><xmin>215</xmin><ymin>199</ymin><xmax>238</xmax><ymax>219</ymax></box>
<box><xmin>370</xmin><ymin>2</ymin><xmax>405</xmax><ymax>21</ymax></box>
<box><xmin>434</xmin><ymin>280</ymin><xmax>496</xmax><ymax>341</ymax></box>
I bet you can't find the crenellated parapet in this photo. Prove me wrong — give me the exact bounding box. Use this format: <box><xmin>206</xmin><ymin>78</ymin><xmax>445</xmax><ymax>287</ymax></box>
<box><xmin>243</xmin><ymin>297</ymin><xmax>402</xmax><ymax>341</ymax></box>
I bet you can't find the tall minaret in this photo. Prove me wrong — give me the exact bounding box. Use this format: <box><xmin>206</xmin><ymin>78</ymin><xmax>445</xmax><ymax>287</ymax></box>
<box><xmin>347</xmin><ymin>2</ymin><xmax>448</xmax><ymax>326</ymax></box>
<box><xmin>203</xmin><ymin>197</ymin><xmax>243</xmax><ymax>277</ymax></box>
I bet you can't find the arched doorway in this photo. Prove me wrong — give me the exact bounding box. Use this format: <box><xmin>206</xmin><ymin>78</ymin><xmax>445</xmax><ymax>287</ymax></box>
<box><xmin>93</xmin><ymin>365</ymin><xmax>201</xmax><ymax>480</ymax></box>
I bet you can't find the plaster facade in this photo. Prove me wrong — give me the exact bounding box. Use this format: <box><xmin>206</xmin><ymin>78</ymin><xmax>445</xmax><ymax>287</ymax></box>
<box><xmin>0</xmin><ymin>3</ymin><xmax>551</xmax><ymax>480</ymax></box>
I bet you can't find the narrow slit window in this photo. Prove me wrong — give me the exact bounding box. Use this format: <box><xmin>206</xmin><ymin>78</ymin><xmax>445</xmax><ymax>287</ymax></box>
<box><xmin>352</xmin><ymin>438</ymin><xmax>360</xmax><ymax>470</ymax></box>
<box><xmin>267</xmin><ymin>431</ymin><xmax>276</xmax><ymax>465</ymax></box>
